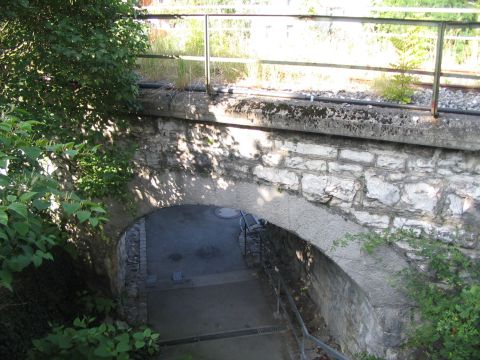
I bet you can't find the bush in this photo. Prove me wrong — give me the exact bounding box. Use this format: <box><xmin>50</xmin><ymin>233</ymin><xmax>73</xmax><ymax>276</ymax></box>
<box><xmin>338</xmin><ymin>229</ymin><xmax>480</xmax><ymax>360</ymax></box>
<box><xmin>0</xmin><ymin>108</ymin><xmax>107</xmax><ymax>290</ymax></box>
<box><xmin>29</xmin><ymin>317</ymin><xmax>159</xmax><ymax>360</ymax></box>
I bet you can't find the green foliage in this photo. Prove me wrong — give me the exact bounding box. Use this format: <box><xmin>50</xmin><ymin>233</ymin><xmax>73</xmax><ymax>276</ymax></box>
<box><xmin>373</xmin><ymin>0</ymin><xmax>480</xmax><ymax>66</ymax></box>
<box><xmin>139</xmin><ymin>18</ymin><xmax>247</xmax><ymax>86</ymax></box>
<box><xmin>373</xmin><ymin>0</ymin><xmax>479</xmax><ymax>22</ymax></box>
<box><xmin>355</xmin><ymin>353</ymin><xmax>386</xmax><ymax>360</ymax></box>
<box><xmin>336</xmin><ymin>229</ymin><xmax>480</xmax><ymax>360</ymax></box>
<box><xmin>1</xmin><ymin>0</ymin><xmax>147</xmax><ymax>138</ymax></box>
<box><xmin>29</xmin><ymin>317</ymin><xmax>159</xmax><ymax>360</ymax></box>
<box><xmin>76</xmin><ymin>147</ymin><xmax>134</xmax><ymax>200</ymax></box>
<box><xmin>0</xmin><ymin>0</ymin><xmax>147</xmax><ymax>288</ymax></box>
<box><xmin>77</xmin><ymin>290</ymin><xmax>117</xmax><ymax>318</ymax></box>
<box><xmin>1</xmin><ymin>0</ymin><xmax>147</xmax><ymax>202</ymax></box>
<box><xmin>374</xmin><ymin>30</ymin><xmax>425</xmax><ymax>104</ymax></box>
<box><xmin>0</xmin><ymin>108</ymin><xmax>107</xmax><ymax>290</ymax></box>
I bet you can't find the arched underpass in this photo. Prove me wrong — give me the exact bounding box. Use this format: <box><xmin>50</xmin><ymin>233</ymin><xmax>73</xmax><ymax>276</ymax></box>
<box><xmin>108</xmin><ymin>91</ymin><xmax>480</xmax><ymax>360</ymax></box>
<box><xmin>115</xmin><ymin>175</ymin><xmax>412</xmax><ymax>359</ymax></box>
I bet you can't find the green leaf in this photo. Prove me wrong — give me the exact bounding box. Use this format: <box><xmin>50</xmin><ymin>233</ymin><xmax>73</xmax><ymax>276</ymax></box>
<box><xmin>0</xmin><ymin>229</ymin><xmax>8</xmax><ymax>240</ymax></box>
<box><xmin>33</xmin><ymin>199</ymin><xmax>50</xmax><ymax>211</ymax></box>
<box><xmin>20</xmin><ymin>146</ymin><xmax>42</xmax><ymax>161</ymax></box>
<box><xmin>13</xmin><ymin>222</ymin><xmax>29</xmax><ymax>236</ymax></box>
<box><xmin>73</xmin><ymin>317</ymin><xmax>86</xmax><ymax>328</ymax></box>
<box><xmin>76</xmin><ymin>210</ymin><xmax>91</xmax><ymax>223</ymax></box>
<box><xmin>62</xmin><ymin>202</ymin><xmax>81</xmax><ymax>216</ymax></box>
<box><xmin>42</xmin><ymin>252</ymin><xmax>54</xmax><ymax>261</ymax></box>
<box><xmin>91</xmin><ymin>206</ymin><xmax>106</xmax><ymax>213</ymax></box>
<box><xmin>89</xmin><ymin>217</ymin><xmax>99</xmax><ymax>227</ymax></box>
<box><xmin>0</xmin><ymin>270</ymin><xmax>13</xmax><ymax>291</ymax></box>
<box><xmin>133</xmin><ymin>332</ymin><xmax>144</xmax><ymax>341</ymax></box>
<box><xmin>32</xmin><ymin>252</ymin><xmax>43</xmax><ymax>267</ymax></box>
<box><xmin>20</xmin><ymin>191</ymin><xmax>38</xmax><ymax>202</ymax></box>
<box><xmin>9</xmin><ymin>254</ymin><xmax>31</xmax><ymax>272</ymax></box>
<box><xmin>0</xmin><ymin>210</ymin><xmax>8</xmax><ymax>225</ymax></box>
<box><xmin>57</xmin><ymin>335</ymin><xmax>72</xmax><ymax>350</ymax></box>
<box><xmin>134</xmin><ymin>340</ymin><xmax>145</xmax><ymax>349</ymax></box>
<box><xmin>8</xmin><ymin>203</ymin><xmax>28</xmax><ymax>218</ymax></box>
<box><xmin>94</xmin><ymin>344</ymin><xmax>113</xmax><ymax>358</ymax></box>
<box><xmin>0</xmin><ymin>175</ymin><xmax>10</xmax><ymax>186</ymax></box>
<box><xmin>116</xmin><ymin>340</ymin><xmax>130</xmax><ymax>353</ymax></box>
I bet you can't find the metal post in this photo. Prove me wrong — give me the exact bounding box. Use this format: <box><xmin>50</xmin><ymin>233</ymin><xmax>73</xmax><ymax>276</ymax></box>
<box><xmin>276</xmin><ymin>277</ymin><xmax>281</xmax><ymax>315</ymax></box>
<box><xmin>432</xmin><ymin>22</ymin><xmax>446</xmax><ymax>118</ymax></box>
<box><xmin>244</xmin><ymin>220</ymin><xmax>247</xmax><ymax>256</ymax></box>
<box><xmin>204</xmin><ymin>14</ymin><xmax>211</xmax><ymax>94</ymax></box>
<box><xmin>259</xmin><ymin>234</ymin><xmax>263</xmax><ymax>263</ymax></box>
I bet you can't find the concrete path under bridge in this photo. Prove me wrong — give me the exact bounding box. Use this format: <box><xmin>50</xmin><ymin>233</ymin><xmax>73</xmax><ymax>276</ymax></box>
<box><xmin>145</xmin><ymin>205</ymin><xmax>292</xmax><ymax>360</ymax></box>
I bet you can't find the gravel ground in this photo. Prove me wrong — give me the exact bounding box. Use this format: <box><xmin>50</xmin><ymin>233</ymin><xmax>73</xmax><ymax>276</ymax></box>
<box><xmin>139</xmin><ymin>80</ymin><xmax>480</xmax><ymax>112</ymax></box>
<box><xmin>304</xmin><ymin>87</ymin><xmax>480</xmax><ymax>112</ymax></box>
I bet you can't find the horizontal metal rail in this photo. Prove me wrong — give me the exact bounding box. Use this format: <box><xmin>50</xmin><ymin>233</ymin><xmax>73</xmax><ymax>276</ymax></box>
<box><xmin>138</xmin><ymin>54</ymin><xmax>480</xmax><ymax>81</ymax></box>
<box><xmin>137</xmin><ymin>12</ymin><xmax>480</xmax><ymax>117</ymax></box>
<box><xmin>138</xmin><ymin>13</ymin><xmax>480</xmax><ymax>27</ymax></box>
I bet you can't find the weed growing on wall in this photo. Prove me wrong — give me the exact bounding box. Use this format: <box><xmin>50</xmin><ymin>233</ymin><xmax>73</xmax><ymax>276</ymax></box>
<box><xmin>335</xmin><ymin>229</ymin><xmax>480</xmax><ymax>360</ymax></box>
<box><xmin>373</xmin><ymin>30</ymin><xmax>425</xmax><ymax>104</ymax></box>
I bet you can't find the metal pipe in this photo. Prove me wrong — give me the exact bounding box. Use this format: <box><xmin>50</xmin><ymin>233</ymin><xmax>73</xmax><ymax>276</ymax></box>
<box><xmin>240</xmin><ymin>211</ymin><xmax>248</xmax><ymax>257</ymax></box>
<box><xmin>204</xmin><ymin>14</ymin><xmax>211</xmax><ymax>94</ymax></box>
<box><xmin>432</xmin><ymin>22</ymin><xmax>446</xmax><ymax>118</ymax></box>
<box><xmin>138</xmin><ymin>13</ymin><xmax>480</xmax><ymax>28</ymax></box>
<box><xmin>136</xmin><ymin>54</ymin><xmax>480</xmax><ymax>81</ymax></box>
<box><xmin>276</xmin><ymin>277</ymin><xmax>281</xmax><ymax>315</ymax></box>
<box><xmin>138</xmin><ymin>83</ymin><xmax>480</xmax><ymax>117</ymax></box>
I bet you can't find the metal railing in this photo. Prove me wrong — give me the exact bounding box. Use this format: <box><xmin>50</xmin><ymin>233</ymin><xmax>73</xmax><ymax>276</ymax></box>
<box><xmin>137</xmin><ymin>13</ymin><xmax>480</xmax><ymax>118</ymax></box>
<box><xmin>239</xmin><ymin>211</ymin><xmax>349</xmax><ymax>360</ymax></box>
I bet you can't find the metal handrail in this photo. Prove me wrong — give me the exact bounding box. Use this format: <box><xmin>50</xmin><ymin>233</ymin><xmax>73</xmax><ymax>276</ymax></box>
<box><xmin>239</xmin><ymin>212</ymin><xmax>349</xmax><ymax>360</ymax></box>
<box><xmin>137</xmin><ymin>12</ymin><xmax>480</xmax><ymax>117</ymax></box>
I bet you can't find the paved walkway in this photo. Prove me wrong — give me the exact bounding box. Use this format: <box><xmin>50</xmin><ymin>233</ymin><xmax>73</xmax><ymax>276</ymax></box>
<box><xmin>146</xmin><ymin>205</ymin><xmax>291</xmax><ymax>360</ymax></box>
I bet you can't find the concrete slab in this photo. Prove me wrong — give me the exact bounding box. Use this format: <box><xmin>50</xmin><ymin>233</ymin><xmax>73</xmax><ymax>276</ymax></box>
<box><xmin>146</xmin><ymin>205</ymin><xmax>246</xmax><ymax>279</ymax></box>
<box><xmin>157</xmin><ymin>333</ymin><xmax>291</xmax><ymax>360</ymax></box>
<box><xmin>148</xmin><ymin>280</ymin><xmax>281</xmax><ymax>339</ymax></box>
<box><xmin>146</xmin><ymin>205</ymin><xmax>292</xmax><ymax>359</ymax></box>
<box><xmin>154</xmin><ymin>269</ymin><xmax>256</xmax><ymax>291</ymax></box>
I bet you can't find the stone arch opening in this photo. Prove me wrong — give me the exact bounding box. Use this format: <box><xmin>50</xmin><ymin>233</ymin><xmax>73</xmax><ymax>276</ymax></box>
<box><xmin>113</xmin><ymin>173</ymin><xmax>412</xmax><ymax>359</ymax></box>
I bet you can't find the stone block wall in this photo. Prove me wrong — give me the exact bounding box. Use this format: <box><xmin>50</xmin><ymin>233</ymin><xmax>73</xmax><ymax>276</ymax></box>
<box><xmin>132</xmin><ymin>115</ymin><xmax>480</xmax><ymax>256</ymax></box>
<box><xmin>116</xmin><ymin>218</ymin><xmax>147</xmax><ymax>325</ymax></box>
<box><xmin>265</xmin><ymin>223</ymin><xmax>409</xmax><ymax>358</ymax></box>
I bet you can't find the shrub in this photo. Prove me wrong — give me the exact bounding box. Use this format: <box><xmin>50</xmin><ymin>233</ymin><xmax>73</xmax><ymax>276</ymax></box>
<box><xmin>29</xmin><ymin>317</ymin><xmax>159</xmax><ymax>360</ymax></box>
<box><xmin>0</xmin><ymin>108</ymin><xmax>107</xmax><ymax>290</ymax></box>
<box><xmin>337</xmin><ymin>229</ymin><xmax>480</xmax><ymax>360</ymax></box>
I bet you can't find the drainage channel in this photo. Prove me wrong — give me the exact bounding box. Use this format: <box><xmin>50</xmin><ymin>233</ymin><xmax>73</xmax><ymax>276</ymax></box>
<box><xmin>158</xmin><ymin>325</ymin><xmax>287</xmax><ymax>347</ymax></box>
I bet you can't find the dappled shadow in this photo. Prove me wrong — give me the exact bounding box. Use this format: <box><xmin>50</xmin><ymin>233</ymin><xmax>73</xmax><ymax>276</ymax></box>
<box><xmin>102</xmin><ymin>88</ymin><xmax>436</xmax><ymax>359</ymax></box>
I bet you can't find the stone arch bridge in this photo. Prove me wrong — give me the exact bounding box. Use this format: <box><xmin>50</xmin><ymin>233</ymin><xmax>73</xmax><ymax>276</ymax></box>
<box><xmin>107</xmin><ymin>89</ymin><xmax>480</xmax><ymax>359</ymax></box>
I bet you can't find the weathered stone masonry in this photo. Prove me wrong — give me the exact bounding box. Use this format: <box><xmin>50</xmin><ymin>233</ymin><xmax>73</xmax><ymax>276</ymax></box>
<box><xmin>110</xmin><ymin>89</ymin><xmax>480</xmax><ymax>359</ymax></box>
<box><xmin>137</xmin><ymin>89</ymin><xmax>480</xmax><ymax>255</ymax></box>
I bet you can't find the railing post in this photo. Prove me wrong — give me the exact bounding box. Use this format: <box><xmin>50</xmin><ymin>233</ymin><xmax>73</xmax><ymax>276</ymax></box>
<box><xmin>204</xmin><ymin>14</ymin><xmax>211</xmax><ymax>94</ymax></box>
<box><xmin>243</xmin><ymin>219</ymin><xmax>247</xmax><ymax>257</ymax></box>
<box><xmin>432</xmin><ymin>22</ymin><xmax>446</xmax><ymax>118</ymax></box>
<box><xmin>276</xmin><ymin>277</ymin><xmax>281</xmax><ymax>315</ymax></box>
